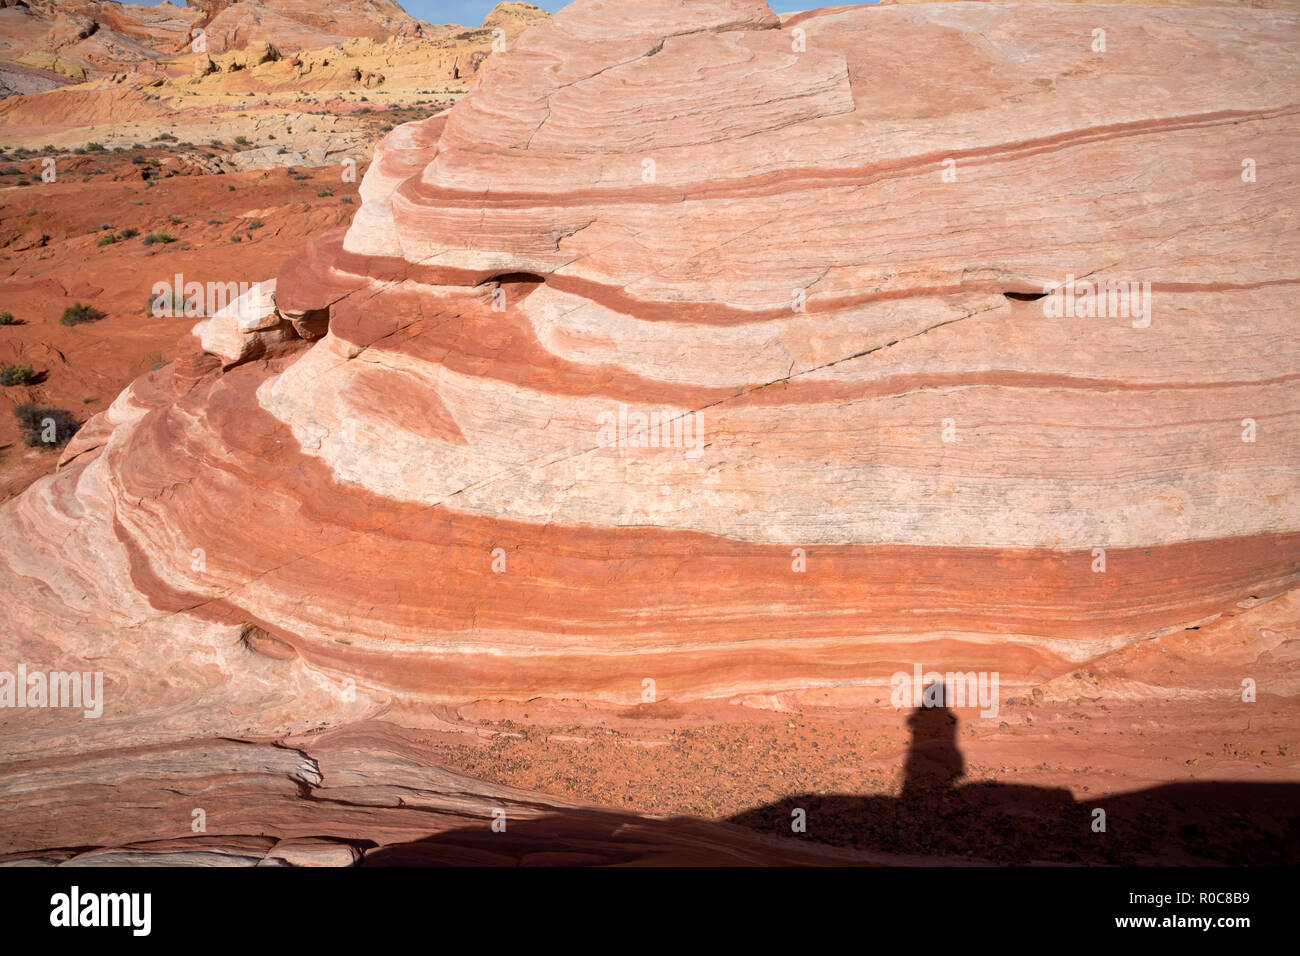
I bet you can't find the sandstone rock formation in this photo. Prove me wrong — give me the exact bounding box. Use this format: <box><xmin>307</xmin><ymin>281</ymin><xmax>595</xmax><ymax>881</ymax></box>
<box><xmin>482</xmin><ymin>0</ymin><xmax>553</xmax><ymax>37</ymax></box>
<box><xmin>0</xmin><ymin>0</ymin><xmax>551</xmax><ymax>78</ymax></box>
<box><xmin>1</xmin><ymin>0</ymin><xmax>1297</xmax><ymax>864</ymax></box>
<box><xmin>0</xmin><ymin>0</ymin><xmax>421</xmax><ymax>73</ymax></box>
<box><xmin>0</xmin><ymin>3</ymin><xmax>553</xmax><ymax>163</ymax></box>
<box><xmin>0</xmin><ymin>0</ymin><xmax>201</xmax><ymax>77</ymax></box>
<box><xmin>0</xmin><ymin>57</ymin><xmax>77</xmax><ymax>98</ymax></box>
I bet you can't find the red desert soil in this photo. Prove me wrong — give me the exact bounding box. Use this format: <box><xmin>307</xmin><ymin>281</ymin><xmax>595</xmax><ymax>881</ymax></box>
<box><xmin>0</xmin><ymin>138</ymin><xmax>386</xmax><ymax>499</ymax></box>
<box><xmin>432</xmin><ymin>696</ymin><xmax>1295</xmax><ymax>823</ymax></box>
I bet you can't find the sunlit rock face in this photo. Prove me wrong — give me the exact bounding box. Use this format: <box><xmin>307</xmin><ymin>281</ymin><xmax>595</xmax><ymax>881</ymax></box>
<box><xmin>1</xmin><ymin>0</ymin><xmax>1297</xmax><ymax>864</ymax></box>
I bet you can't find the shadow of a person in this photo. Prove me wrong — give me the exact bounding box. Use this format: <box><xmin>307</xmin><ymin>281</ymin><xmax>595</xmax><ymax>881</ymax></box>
<box><xmin>359</xmin><ymin>670</ymin><xmax>1300</xmax><ymax>864</ymax></box>
<box><xmin>901</xmin><ymin>682</ymin><xmax>964</xmax><ymax>799</ymax></box>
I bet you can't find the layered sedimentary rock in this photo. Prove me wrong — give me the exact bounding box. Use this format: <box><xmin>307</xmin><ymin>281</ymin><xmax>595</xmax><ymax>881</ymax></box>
<box><xmin>190</xmin><ymin>0</ymin><xmax>421</xmax><ymax>54</ymax></box>
<box><xmin>0</xmin><ymin>0</ymin><xmax>201</xmax><ymax>74</ymax></box>
<box><xmin>0</xmin><ymin>3</ymin><xmax>553</xmax><ymax>154</ymax></box>
<box><xmin>0</xmin><ymin>0</ymin><xmax>415</xmax><ymax>70</ymax></box>
<box><xmin>1</xmin><ymin>0</ymin><xmax>1297</xmax><ymax>862</ymax></box>
<box><xmin>0</xmin><ymin>0</ymin><xmax>549</xmax><ymax>74</ymax></box>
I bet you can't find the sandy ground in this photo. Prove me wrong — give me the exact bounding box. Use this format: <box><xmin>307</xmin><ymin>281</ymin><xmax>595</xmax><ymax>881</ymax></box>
<box><xmin>428</xmin><ymin>694</ymin><xmax>1295</xmax><ymax>816</ymax></box>
<box><xmin>0</xmin><ymin>108</ymin><xmax>438</xmax><ymax>500</ymax></box>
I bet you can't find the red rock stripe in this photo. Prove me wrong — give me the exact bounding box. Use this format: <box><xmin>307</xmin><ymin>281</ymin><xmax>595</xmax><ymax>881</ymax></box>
<box><xmin>401</xmin><ymin>106</ymin><xmax>1300</xmax><ymax>208</ymax></box>
<box><xmin>107</xmin><ymin>365</ymin><xmax>1300</xmax><ymax>700</ymax></box>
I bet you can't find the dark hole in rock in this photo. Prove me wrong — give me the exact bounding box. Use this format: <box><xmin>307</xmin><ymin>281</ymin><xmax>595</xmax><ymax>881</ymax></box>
<box><xmin>482</xmin><ymin>272</ymin><xmax>545</xmax><ymax>286</ymax></box>
<box><xmin>239</xmin><ymin>623</ymin><xmax>298</xmax><ymax>661</ymax></box>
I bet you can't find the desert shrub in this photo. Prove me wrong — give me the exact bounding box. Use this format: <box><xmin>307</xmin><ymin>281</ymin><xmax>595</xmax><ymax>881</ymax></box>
<box><xmin>0</xmin><ymin>165</ymin><xmax>20</xmax><ymax>175</ymax></box>
<box><xmin>168</xmin><ymin>214</ymin><xmax>182</xmax><ymax>224</ymax></box>
<box><xmin>24</xmin><ymin>208</ymin><xmax>37</xmax><ymax>217</ymax></box>
<box><xmin>339</xmin><ymin>196</ymin><xmax>354</xmax><ymax>205</ymax></box>
<box><xmin>131</xmin><ymin>155</ymin><xmax>147</xmax><ymax>165</ymax></box>
<box><xmin>142</xmin><ymin>232</ymin><xmax>175</xmax><ymax>246</ymax></box>
<box><xmin>246</xmin><ymin>219</ymin><xmax>264</xmax><ymax>230</ymax></box>
<box><xmin>120</xmin><ymin>227</ymin><xmax>139</xmax><ymax>239</ymax></box>
<box><xmin>317</xmin><ymin>188</ymin><xmax>333</xmax><ymax>197</ymax></box>
<box><xmin>97</xmin><ymin>234</ymin><xmax>117</xmax><ymax>246</ymax></box>
<box><xmin>86</xmin><ymin>142</ymin><xmax>105</xmax><ymax>152</ymax></box>
<box><xmin>233</xmin><ymin>135</ymin><xmax>249</xmax><ymax>145</ymax></box>
<box><xmin>15</xmin><ymin>403</ymin><xmax>78</xmax><ymax>448</ymax></box>
<box><xmin>0</xmin><ymin>363</ymin><xmax>35</xmax><ymax>386</ymax></box>
<box><xmin>147</xmin><ymin>291</ymin><xmax>194</xmax><ymax>316</ymax></box>
<box><xmin>60</xmin><ymin>303</ymin><xmax>106</xmax><ymax>326</ymax></box>
<box><xmin>0</xmin><ymin>312</ymin><xmax>16</xmax><ymax>325</ymax></box>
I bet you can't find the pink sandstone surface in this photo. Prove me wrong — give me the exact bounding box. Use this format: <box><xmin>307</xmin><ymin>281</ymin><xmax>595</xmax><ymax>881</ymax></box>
<box><xmin>0</xmin><ymin>0</ymin><xmax>1297</xmax><ymax>865</ymax></box>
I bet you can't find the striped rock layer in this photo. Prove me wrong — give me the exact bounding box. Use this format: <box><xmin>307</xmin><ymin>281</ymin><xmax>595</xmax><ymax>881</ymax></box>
<box><xmin>0</xmin><ymin>1</ymin><xmax>1298</xmax><ymax>861</ymax></box>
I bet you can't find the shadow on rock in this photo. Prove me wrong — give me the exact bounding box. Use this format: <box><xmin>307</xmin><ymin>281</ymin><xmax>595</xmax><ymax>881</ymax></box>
<box><xmin>365</xmin><ymin>686</ymin><xmax>1299</xmax><ymax>866</ymax></box>
<box><xmin>729</xmin><ymin>686</ymin><xmax>1300</xmax><ymax>864</ymax></box>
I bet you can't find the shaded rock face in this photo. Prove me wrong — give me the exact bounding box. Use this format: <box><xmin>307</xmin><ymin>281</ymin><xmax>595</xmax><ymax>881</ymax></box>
<box><xmin>1</xmin><ymin>0</ymin><xmax>1298</xmax><ymax>864</ymax></box>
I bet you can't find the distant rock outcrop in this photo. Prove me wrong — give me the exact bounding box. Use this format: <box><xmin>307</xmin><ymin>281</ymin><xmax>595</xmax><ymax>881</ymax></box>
<box><xmin>0</xmin><ymin>0</ymin><xmax>546</xmax><ymax>81</ymax></box>
<box><xmin>0</xmin><ymin>2</ymin><xmax>553</xmax><ymax>150</ymax></box>
<box><xmin>482</xmin><ymin>1</ymin><xmax>551</xmax><ymax>37</ymax></box>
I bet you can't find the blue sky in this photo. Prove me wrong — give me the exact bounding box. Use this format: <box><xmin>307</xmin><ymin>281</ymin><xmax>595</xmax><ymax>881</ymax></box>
<box><xmin>131</xmin><ymin>1</ymin><xmax>877</xmax><ymax>30</ymax></box>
